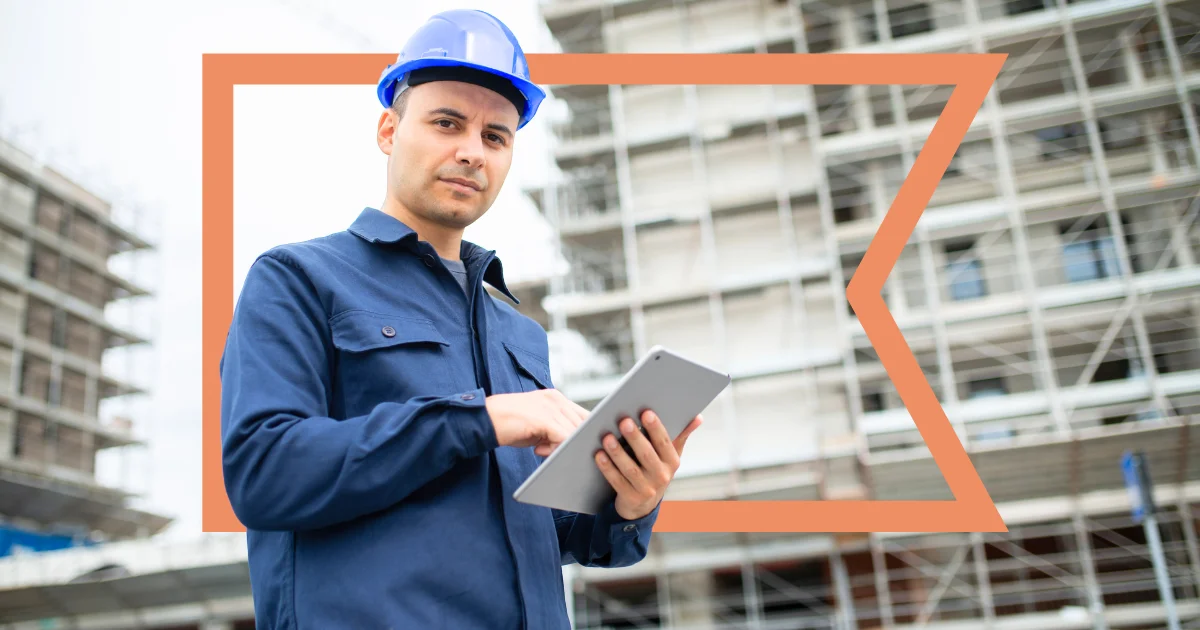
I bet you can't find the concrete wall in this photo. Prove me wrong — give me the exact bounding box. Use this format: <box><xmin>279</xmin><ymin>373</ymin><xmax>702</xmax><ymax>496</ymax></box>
<box><xmin>697</xmin><ymin>84</ymin><xmax>774</xmax><ymax>130</ymax></box>
<box><xmin>0</xmin><ymin>409</ymin><xmax>12</xmax><ymax>460</ymax></box>
<box><xmin>799</xmin><ymin>281</ymin><xmax>843</xmax><ymax>357</ymax></box>
<box><xmin>722</xmin><ymin>283</ymin><xmax>800</xmax><ymax>367</ymax></box>
<box><xmin>603</xmin><ymin>7</ymin><xmax>684</xmax><ymax>53</ymax></box>
<box><xmin>0</xmin><ymin>343</ymin><xmax>14</xmax><ymax>399</ymax></box>
<box><xmin>790</xmin><ymin>199</ymin><xmax>825</xmax><ymax>254</ymax></box>
<box><xmin>0</xmin><ymin>170</ymin><xmax>34</xmax><ymax>225</ymax></box>
<box><xmin>621</xmin><ymin>85</ymin><xmax>688</xmax><ymax>144</ymax></box>
<box><xmin>706</xmin><ymin>134</ymin><xmax>818</xmax><ymax>208</ymax></box>
<box><xmin>713</xmin><ymin>208</ymin><xmax>791</xmax><ymax>281</ymax></box>
<box><xmin>677</xmin><ymin>387</ymin><xmax>731</xmax><ymax>476</ymax></box>
<box><xmin>0</xmin><ymin>228</ymin><xmax>27</xmax><ymax>279</ymax></box>
<box><xmin>635</xmin><ymin>222</ymin><xmax>707</xmax><ymax>295</ymax></box>
<box><xmin>643</xmin><ymin>297</ymin><xmax>719</xmax><ymax>368</ymax></box>
<box><xmin>628</xmin><ymin>146</ymin><xmax>702</xmax><ymax>220</ymax></box>
<box><xmin>733</xmin><ymin>370</ymin><xmax>825</xmax><ymax>466</ymax></box>
<box><xmin>602</xmin><ymin>0</ymin><xmax>794</xmax><ymax>53</ymax></box>
<box><xmin>0</xmin><ymin>286</ymin><xmax>23</xmax><ymax>342</ymax></box>
<box><xmin>685</xmin><ymin>0</ymin><xmax>795</xmax><ymax>51</ymax></box>
<box><xmin>705</xmin><ymin>135</ymin><xmax>782</xmax><ymax>209</ymax></box>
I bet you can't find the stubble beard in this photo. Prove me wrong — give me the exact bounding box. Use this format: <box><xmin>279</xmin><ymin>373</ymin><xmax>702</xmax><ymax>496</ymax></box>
<box><xmin>410</xmin><ymin>185</ymin><xmax>477</xmax><ymax>230</ymax></box>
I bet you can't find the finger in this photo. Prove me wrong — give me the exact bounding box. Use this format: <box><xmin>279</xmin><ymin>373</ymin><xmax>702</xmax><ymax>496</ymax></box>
<box><xmin>560</xmin><ymin>394</ymin><xmax>590</xmax><ymax>429</ymax></box>
<box><xmin>540</xmin><ymin>407</ymin><xmax>572</xmax><ymax>448</ymax></box>
<box><xmin>552</xmin><ymin>410</ymin><xmax>576</xmax><ymax>444</ymax></box>
<box><xmin>595</xmin><ymin>449</ymin><xmax>634</xmax><ymax>496</ymax></box>
<box><xmin>673</xmin><ymin>415</ymin><xmax>704</xmax><ymax>453</ymax></box>
<box><xmin>641</xmin><ymin>410</ymin><xmax>678</xmax><ymax>468</ymax></box>
<box><xmin>602</xmin><ymin>431</ymin><xmax>650</xmax><ymax>493</ymax></box>
<box><xmin>542</xmin><ymin>394</ymin><xmax>574</xmax><ymax>433</ymax></box>
<box><xmin>548</xmin><ymin>390</ymin><xmax>587</xmax><ymax>430</ymax></box>
<box><xmin>555</xmin><ymin>404</ymin><xmax>577</xmax><ymax>432</ymax></box>
<box><xmin>568</xmin><ymin>400</ymin><xmax>590</xmax><ymax>428</ymax></box>
<box><xmin>623</xmin><ymin>416</ymin><xmax>665</xmax><ymax>478</ymax></box>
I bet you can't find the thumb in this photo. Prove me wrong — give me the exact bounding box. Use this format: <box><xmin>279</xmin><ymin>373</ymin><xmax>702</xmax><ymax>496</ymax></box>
<box><xmin>673</xmin><ymin>415</ymin><xmax>703</xmax><ymax>453</ymax></box>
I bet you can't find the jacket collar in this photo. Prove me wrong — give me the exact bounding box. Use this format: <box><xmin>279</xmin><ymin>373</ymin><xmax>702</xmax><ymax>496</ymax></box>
<box><xmin>348</xmin><ymin>207</ymin><xmax>520</xmax><ymax>305</ymax></box>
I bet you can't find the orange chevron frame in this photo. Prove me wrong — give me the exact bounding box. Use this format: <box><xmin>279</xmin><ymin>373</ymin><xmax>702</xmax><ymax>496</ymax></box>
<box><xmin>203</xmin><ymin>52</ymin><xmax>1009</xmax><ymax>533</ymax></box>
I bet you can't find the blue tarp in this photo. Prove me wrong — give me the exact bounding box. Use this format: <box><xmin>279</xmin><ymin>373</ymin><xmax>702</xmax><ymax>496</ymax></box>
<box><xmin>0</xmin><ymin>525</ymin><xmax>93</xmax><ymax>558</ymax></box>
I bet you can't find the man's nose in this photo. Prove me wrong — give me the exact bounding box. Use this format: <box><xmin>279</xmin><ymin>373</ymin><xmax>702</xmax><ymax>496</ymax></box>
<box><xmin>456</xmin><ymin>135</ymin><xmax>486</xmax><ymax>168</ymax></box>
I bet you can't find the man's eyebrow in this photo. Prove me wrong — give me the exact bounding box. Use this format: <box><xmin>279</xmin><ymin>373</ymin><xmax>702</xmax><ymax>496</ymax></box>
<box><xmin>486</xmin><ymin>122</ymin><xmax>514</xmax><ymax>138</ymax></box>
<box><xmin>429</xmin><ymin>107</ymin><xmax>513</xmax><ymax>138</ymax></box>
<box><xmin>429</xmin><ymin>107</ymin><xmax>467</xmax><ymax>121</ymax></box>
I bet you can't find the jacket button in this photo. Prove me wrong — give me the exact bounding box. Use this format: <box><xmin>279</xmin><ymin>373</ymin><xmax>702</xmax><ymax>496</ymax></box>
<box><xmin>423</xmin><ymin>254</ymin><xmax>435</xmax><ymax>267</ymax></box>
<box><xmin>461</xmin><ymin>393</ymin><xmax>475</xmax><ymax>401</ymax></box>
<box><xmin>382</xmin><ymin>326</ymin><xmax>396</xmax><ymax>338</ymax></box>
<box><xmin>623</xmin><ymin>524</ymin><xmax>637</xmax><ymax>533</ymax></box>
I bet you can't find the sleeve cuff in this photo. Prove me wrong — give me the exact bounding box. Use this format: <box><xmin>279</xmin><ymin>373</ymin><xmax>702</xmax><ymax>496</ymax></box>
<box><xmin>445</xmin><ymin>388</ymin><xmax>498</xmax><ymax>456</ymax></box>
<box><xmin>601</xmin><ymin>499</ymin><xmax>661</xmax><ymax>540</ymax></box>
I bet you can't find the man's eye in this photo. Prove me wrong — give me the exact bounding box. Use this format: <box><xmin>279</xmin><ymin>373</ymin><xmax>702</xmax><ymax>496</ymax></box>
<box><xmin>488</xmin><ymin>134</ymin><xmax>506</xmax><ymax>145</ymax></box>
<box><xmin>435</xmin><ymin>120</ymin><xmax>454</xmax><ymax>128</ymax></box>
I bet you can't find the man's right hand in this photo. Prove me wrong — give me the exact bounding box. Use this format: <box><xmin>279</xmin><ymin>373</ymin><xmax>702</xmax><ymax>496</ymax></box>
<box><xmin>485</xmin><ymin>390</ymin><xmax>591</xmax><ymax>457</ymax></box>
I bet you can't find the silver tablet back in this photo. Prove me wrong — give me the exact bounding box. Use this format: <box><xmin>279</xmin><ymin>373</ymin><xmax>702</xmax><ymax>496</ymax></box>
<box><xmin>512</xmin><ymin>345</ymin><xmax>731</xmax><ymax>515</ymax></box>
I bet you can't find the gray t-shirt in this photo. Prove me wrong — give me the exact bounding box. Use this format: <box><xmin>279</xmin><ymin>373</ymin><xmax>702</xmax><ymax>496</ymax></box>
<box><xmin>441</xmin><ymin>257</ymin><xmax>469</xmax><ymax>296</ymax></box>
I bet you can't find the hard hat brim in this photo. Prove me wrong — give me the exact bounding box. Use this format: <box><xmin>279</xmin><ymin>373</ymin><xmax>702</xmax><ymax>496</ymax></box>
<box><xmin>377</xmin><ymin>58</ymin><xmax>546</xmax><ymax>130</ymax></box>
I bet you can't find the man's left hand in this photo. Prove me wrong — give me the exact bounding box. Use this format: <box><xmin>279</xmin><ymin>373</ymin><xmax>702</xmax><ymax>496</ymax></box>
<box><xmin>594</xmin><ymin>410</ymin><xmax>703</xmax><ymax>521</ymax></box>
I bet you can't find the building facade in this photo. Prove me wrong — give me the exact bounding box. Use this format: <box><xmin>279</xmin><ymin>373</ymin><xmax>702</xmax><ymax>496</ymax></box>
<box><xmin>533</xmin><ymin>0</ymin><xmax>1200</xmax><ymax>627</ymax></box>
<box><xmin>0</xmin><ymin>136</ymin><xmax>168</xmax><ymax>548</ymax></box>
<box><xmin>0</xmin><ymin>136</ymin><xmax>177</xmax><ymax>625</ymax></box>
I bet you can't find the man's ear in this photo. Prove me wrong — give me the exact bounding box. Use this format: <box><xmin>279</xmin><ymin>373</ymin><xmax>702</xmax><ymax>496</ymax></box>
<box><xmin>377</xmin><ymin>109</ymin><xmax>397</xmax><ymax>155</ymax></box>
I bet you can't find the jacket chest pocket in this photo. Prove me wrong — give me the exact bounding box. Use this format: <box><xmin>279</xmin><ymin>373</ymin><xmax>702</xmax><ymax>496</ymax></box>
<box><xmin>330</xmin><ymin>310</ymin><xmax>454</xmax><ymax>402</ymax></box>
<box><xmin>501</xmin><ymin>342</ymin><xmax>553</xmax><ymax>393</ymax></box>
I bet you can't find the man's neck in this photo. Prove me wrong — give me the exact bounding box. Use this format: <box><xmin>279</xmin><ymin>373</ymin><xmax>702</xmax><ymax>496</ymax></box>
<box><xmin>380</xmin><ymin>198</ymin><xmax>463</xmax><ymax>261</ymax></box>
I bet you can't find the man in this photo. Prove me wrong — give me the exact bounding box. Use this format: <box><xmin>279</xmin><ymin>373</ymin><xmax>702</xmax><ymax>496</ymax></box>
<box><xmin>219</xmin><ymin>9</ymin><xmax>702</xmax><ymax>629</ymax></box>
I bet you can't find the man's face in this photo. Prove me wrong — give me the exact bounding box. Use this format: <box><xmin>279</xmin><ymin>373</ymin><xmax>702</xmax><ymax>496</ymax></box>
<box><xmin>377</xmin><ymin>79</ymin><xmax>519</xmax><ymax>230</ymax></box>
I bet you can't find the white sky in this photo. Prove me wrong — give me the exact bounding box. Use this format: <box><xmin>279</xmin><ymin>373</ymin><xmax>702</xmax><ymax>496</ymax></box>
<box><xmin>0</xmin><ymin>0</ymin><xmax>570</xmax><ymax>540</ymax></box>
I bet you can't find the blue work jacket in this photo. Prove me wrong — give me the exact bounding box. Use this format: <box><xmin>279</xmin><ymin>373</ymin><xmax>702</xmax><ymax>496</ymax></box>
<box><xmin>219</xmin><ymin>207</ymin><xmax>659</xmax><ymax>629</ymax></box>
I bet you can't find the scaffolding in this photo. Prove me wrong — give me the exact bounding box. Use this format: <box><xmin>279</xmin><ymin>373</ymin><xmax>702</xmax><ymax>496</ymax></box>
<box><xmin>0</xmin><ymin>133</ymin><xmax>168</xmax><ymax>549</ymax></box>
<box><xmin>534</xmin><ymin>0</ymin><xmax>1200</xmax><ymax>627</ymax></box>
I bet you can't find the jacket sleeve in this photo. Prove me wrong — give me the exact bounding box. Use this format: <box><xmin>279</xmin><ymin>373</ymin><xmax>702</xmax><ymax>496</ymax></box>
<box><xmin>219</xmin><ymin>251</ymin><xmax>498</xmax><ymax>532</ymax></box>
<box><xmin>554</xmin><ymin>501</ymin><xmax>660</xmax><ymax>568</ymax></box>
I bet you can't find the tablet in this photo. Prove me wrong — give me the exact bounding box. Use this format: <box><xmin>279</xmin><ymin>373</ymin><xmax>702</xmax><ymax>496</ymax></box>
<box><xmin>512</xmin><ymin>345</ymin><xmax>731</xmax><ymax>515</ymax></box>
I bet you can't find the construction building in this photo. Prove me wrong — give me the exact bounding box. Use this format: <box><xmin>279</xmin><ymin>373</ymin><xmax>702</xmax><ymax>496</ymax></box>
<box><xmin>0</xmin><ymin>136</ymin><xmax>176</xmax><ymax>625</ymax></box>
<box><xmin>533</xmin><ymin>0</ymin><xmax>1200</xmax><ymax>627</ymax></box>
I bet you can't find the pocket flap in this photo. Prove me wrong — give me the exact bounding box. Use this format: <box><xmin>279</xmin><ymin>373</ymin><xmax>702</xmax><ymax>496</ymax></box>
<box><xmin>503</xmin><ymin>342</ymin><xmax>553</xmax><ymax>389</ymax></box>
<box><xmin>330</xmin><ymin>311</ymin><xmax>449</xmax><ymax>353</ymax></box>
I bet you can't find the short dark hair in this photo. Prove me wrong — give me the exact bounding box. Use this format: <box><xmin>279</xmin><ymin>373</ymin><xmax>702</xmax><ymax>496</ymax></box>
<box><xmin>390</xmin><ymin>86</ymin><xmax>411</xmax><ymax>119</ymax></box>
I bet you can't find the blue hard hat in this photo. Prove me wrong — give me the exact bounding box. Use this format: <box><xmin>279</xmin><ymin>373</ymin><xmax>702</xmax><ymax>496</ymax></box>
<box><xmin>377</xmin><ymin>9</ymin><xmax>546</xmax><ymax>130</ymax></box>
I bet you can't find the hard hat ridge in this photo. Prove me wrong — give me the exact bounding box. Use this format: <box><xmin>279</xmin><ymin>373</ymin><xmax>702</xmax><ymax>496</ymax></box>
<box><xmin>376</xmin><ymin>9</ymin><xmax>546</xmax><ymax>130</ymax></box>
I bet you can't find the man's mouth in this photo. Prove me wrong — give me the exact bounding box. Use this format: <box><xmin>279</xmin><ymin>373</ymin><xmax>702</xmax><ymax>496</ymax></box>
<box><xmin>440</xmin><ymin>178</ymin><xmax>481</xmax><ymax>193</ymax></box>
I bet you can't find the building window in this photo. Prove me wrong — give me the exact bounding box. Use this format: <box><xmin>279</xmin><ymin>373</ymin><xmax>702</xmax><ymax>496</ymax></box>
<box><xmin>20</xmin><ymin>356</ymin><xmax>52</xmax><ymax>403</ymax></box>
<box><xmin>51</xmin><ymin>309</ymin><xmax>67</xmax><ymax>349</ymax></box>
<box><xmin>890</xmin><ymin>4</ymin><xmax>934</xmax><ymax>39</ymax></box>
<box><xmin>1035</xmin><ymin>123</ymin><xmax>1086</xmax><ymax>161</ymax></box>
<box><xmin>862</xmin><ymin>391</ymin><xmax>885</xmax><ymax>412</ymax></box>
<box><xmin>975</xmin><ymin>422</ymin><xmax>1015</xmax><ymax>441</ymax></box>
<box><xmin>946</xmin><ymin>241</ymin><xmax>987</xmax><ymax>301</ymax></box>
<box><xmin>970</xmin><ymin>375</ymin><xmax>1013</xmax><ymax>440</ymax></box>
<box><xmin>1093</xmin><ymin>357</ymin><xmax>1131</xmax><ymax>382</ymax></box>
<box><xmin>1062</xmin><ymin>234</ymin><xmax>1120</xmax><ymax>283</ymax></box>
<box><xmin>861</xmin><ymin>4</ymin><xmax>935</xmax><ymax>42</ymax></box>
<box><xmin>1005</xmin><ymin>0</ymin><xmax>1047</xmax><ymax>16</ymax></box>
<box><xmin>968</xmin><ymin>377</ymin><xmax>1008</xmax><ymax>399</ymax></box>
<box><xmin>944</xmin><ymin>150</ymin><xmax>961</xmax><ymax>177</ymax></box>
